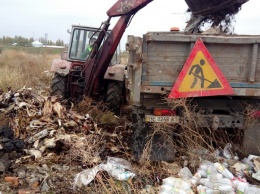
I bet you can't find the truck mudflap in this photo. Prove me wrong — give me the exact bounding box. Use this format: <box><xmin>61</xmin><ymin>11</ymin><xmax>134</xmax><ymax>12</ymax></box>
<box><xmin>243</xmin><ymin>122</ymin><xmax>260</xmax><ymax>155</ymax></box>
<box><xmin>132</xmin><ymin>108</ymin><xmax>176</xmax><ymax>161</ymax></box>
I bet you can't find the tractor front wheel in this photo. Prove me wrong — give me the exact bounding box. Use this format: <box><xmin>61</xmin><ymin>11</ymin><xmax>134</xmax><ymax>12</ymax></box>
<box><xmin>50</xmin><ymin>73</ymin><xmax>67</xmax><ymax>98</ymax></box>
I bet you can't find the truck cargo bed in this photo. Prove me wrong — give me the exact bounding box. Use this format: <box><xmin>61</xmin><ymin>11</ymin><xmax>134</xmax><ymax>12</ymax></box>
<box><xmin>129</xmin><ymin>33</ymin><xmax>260</xmax><ymax>98</ymax></box>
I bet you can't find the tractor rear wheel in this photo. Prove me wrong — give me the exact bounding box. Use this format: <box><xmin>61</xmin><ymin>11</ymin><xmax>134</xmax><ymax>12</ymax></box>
<box><xmin>50</xmin><ymin>73</ymin><xmax>67</xmax><ymax>98</ymax></box>
<box><xmin>105</xmin><ymin>80</ymin><xmax>124</xmax><ymax>115</ymax></box>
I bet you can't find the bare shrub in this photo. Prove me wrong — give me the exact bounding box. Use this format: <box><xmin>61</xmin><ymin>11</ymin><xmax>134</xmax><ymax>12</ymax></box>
<box><xmin>74</xmin><ymin>97</ymin><xmax>119</xmax><ymax>125</ymax></box>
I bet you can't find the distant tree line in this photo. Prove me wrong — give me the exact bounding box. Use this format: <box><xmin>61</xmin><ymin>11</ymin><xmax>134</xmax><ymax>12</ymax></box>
<box><xmin>0</xmin><ymin>36</ymin><xmax>64</xmax><ymax>46</ymax></box>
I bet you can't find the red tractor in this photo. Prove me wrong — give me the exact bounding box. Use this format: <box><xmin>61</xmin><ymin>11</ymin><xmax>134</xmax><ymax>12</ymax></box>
<box><xmin>50</xmin><ymin>0</ymin><xmax>248</xmax><ymax>114</ymax></box>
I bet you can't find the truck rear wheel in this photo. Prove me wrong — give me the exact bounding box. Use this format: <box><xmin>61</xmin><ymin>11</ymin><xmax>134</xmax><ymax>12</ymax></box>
<box><xmin>50</xmin><ymin>73</ymin><xmax>67</xmax><ymax>98</ymax></box>
<box><xmin>105</xmin><ymin>80</ymin><xmax>124</xmax><ymax>115</ymax></box>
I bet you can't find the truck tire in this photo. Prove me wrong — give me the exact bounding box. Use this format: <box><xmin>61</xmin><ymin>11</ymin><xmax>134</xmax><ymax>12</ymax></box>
<box><xmin>243</xmin><ymin>122</ymin><xmax>260</xmax><ymax>155</ymax></box>
<box><xmin>50</xmin><ymin>73</ymin><xmax>67</xmax><ymax>98</ymax></box>
<box><xmin>105</xmin><ymin>80</ymin><xmax>124</xmax><ymax>115</ymax></box>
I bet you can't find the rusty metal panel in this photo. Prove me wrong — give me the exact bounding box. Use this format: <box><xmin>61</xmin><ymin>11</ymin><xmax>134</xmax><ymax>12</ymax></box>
<box><xmin>205</xmin><ymin>43</ymin><xmax>252</xmax><ymax>82</ymax></box>
<box><xmin>146</xmin><ymin>33</ymin><xmax>260</xmax><ymax>44</ymax></box>
<box><xmin>142</xmin><ymin>41</ymin><xmax>189</xmax><ymax>83</ymax></box>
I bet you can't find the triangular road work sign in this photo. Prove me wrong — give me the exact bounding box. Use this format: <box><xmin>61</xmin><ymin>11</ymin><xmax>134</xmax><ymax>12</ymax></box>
<box><xmin>168</xmin><ymin>38</ymin><xmax>234</xmax><ymax>98</ymax></box>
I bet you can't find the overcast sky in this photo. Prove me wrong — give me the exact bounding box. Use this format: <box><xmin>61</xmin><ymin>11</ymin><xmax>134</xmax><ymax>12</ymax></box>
<box><xmin>1</xmin><ymin>0</ymin><xmax>260</xmax><ymax>49</ymax></box>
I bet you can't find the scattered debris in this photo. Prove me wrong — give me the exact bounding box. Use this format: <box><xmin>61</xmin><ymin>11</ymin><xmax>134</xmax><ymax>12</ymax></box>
<box><xmin>0</xmin><ymin>87</ymin><xmax>132</xmax><ymax>192</ymax></box>
<box><xmin>0</xmin><ymin>88</ymin><xmax>259</xmax><ymax>193</ymax></box>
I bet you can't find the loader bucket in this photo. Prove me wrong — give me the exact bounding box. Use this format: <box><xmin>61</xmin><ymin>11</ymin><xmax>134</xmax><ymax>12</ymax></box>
<box><xmin>185</xmin><ymin>0</ymin><xmax>249</xmax><ymax>16</ymax></box>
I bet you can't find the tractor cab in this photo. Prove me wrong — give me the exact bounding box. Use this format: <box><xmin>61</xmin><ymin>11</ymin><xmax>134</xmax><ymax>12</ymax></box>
<box><xmin>50</xmin><ymin>25</ymin><xmax>122</xmax><ymax>99</ymax></box>
<box><xmin>66</xmin><ymin>25</ymin><xmax>120</xmax><ymax>64</ymax></box>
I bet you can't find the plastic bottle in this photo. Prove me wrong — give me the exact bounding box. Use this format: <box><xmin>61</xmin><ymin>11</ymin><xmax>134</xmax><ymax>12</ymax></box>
<box><xmin>160</xmin><ymin>184</ymin><xmax>172</xmax><ymax>194</ymax></box>
<box><xmin>252</xmin><ymin>170</ymin><xmax>260</xmax><ymax>181</ymax></box>
<box><xmin>242</xmin><ymin>155</ymin><xmax>259</xmax><ymax>170</ymax></box>
<box><xmin>160</xmin><ymin>177</ymin><xmax>193</xmax><ymax>194</ymax></box>
<box><xmin>190</xmin><ymin>172</ymin><xmax>201</xmax><ymax>185</ymax></box>
<box><xmin>234</xmin><ymin>180</ymin><xmax>248</xmax><ymax>194</ymax></box>
<box><xmin>171</xmin><ymin>188</ymin><xmax>187</xmax><ymax>194</ymax></box>
<box><xmin>200</xmin><ymin>177</ymin><xmax>234</xmax><ymax>193</ymax></box>
<box><xmin>197</xmin><ymin>185</ymin><xmax>206</xmax><ymax>194</ymax></box>
<box><xmin>244</xmin><ymin>184</ymin><xmax>260</xmax><ymax>194</ymax></box>
<box><xmin>178</xmin><ymin>167</ymin><xmax>193</xmax><ymax>180</ymax></box>
<box><xmin>216</xmin><ymin>178</ymin><xmax>234</xmax><ymax>193</ymax></box>
<box><xmin>162</xmin><ymin>177</ymin><xmax>179</xmax><ymax>187</ymax></box>
<box><xmin>214</xmin><ymin>162</ymin><xmax>234</xmax><ymax>179</ymax></box>
<box><xmin>198</xmin><ymin>160</ymin><xmax>213</xmax><ymax>178</ymax></box>
<box><xmin>207</xmin><ymin>165</ymin><xmax>220</xmax><ymax>179</ymax></box>
<box><xmin>205</xmin><ymin>188</ymin><xmax>221</xmax><ymax>194</ymax></box>
<box><xmin>109</xmin><ymin>168</ymin><xmax>135</xmax><ymax>180</ymax></box>
<box><xmin>223</xmin><ymin>143</ymin><xmax>232</xmax><ymax>159</ymax></box>
<box><xmin>160</xmin><ymin>177</ymin><xmax>177</xmax><ymax>194</ymax></box>
<box><xmin>200</xmin><ymin>183</ymin><xmax>221</xmax><ymax>194</ymax></box>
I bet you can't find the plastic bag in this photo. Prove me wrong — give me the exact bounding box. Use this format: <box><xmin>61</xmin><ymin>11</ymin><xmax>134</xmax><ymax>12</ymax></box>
<box><xmin>73</xmin><ymin>165</ymin><xmax>101</xmax><ymax>189</ymax></box>
<box><xmin>73</xmin><ymin>157</ymin><xmax>135</xmax><ymax>189</ymax></box>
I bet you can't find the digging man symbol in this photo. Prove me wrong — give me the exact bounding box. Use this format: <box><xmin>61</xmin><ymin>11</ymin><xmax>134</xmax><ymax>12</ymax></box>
<box><xmin>189</xmin><ymin>59</ymin><xmax>205</xmax><ymax>89</ymax></box>
<box><xmin>188</xmin><ymin>59</ymin><xmax>221</xmax><ymax>89</ymax></box>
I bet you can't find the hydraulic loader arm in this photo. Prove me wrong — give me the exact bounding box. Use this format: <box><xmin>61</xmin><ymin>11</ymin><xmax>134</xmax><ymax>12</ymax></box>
<box><xmin>83</xmin><ymin>0</ymin><xmax>153</xmax><ymax>96</ymax></box>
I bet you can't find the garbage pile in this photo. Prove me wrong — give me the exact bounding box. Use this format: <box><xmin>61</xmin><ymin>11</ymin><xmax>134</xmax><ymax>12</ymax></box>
<box><xmin>159</xmin><ymin>144</ymin><xmax>260</xmax><ymax>194</ymax></box>
<box><xmin>184</xmin><ymin>0</ymin><xmax>249</xmax><ymax>34</ymax></box>
<box><xmin>0</xmin><ymin>87</ymin><xmax>259</xmax><ymax>193</ymax></box>
<box><xmin>0</xmin><ymin>87</ymin><xmax>132</xmax><ymax>193</ymax></box>
<box><xmin>161</xmin><ymin>159</ymin><xmax>260</xmax><ymax>193</ymax></box>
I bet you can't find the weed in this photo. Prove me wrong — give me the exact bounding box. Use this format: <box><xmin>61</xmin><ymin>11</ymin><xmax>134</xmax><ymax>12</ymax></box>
<box><xmin>0</xmin><ymin>49</ymin><xmax>58</xmax><ymax>91</ymax></box>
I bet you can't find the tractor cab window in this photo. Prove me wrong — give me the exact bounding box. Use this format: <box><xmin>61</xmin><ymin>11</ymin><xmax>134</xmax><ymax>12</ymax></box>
<box><xmin>68</xmin><ymin>26</ymin><xmax>121</xmax><ymax>64</ymax></box>
<box><xmin>69</xmin><ymin>28</ymin><xmax>100</xmax><ymax>60</ymax></box>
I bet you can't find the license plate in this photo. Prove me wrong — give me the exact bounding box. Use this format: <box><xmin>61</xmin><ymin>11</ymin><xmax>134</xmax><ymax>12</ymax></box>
<box><xmin>145</xmin><ymin>115</ymin><xmax>179</xmax><ymax>123</ymax></box>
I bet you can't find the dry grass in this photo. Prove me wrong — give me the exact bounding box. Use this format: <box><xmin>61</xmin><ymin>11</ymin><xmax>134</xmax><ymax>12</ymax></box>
<box><xmin>0</xmin><ymin>49</ymin><xmax>58</xmax><ymax>92</ymax></box>
<box><xmin>137</xmin><ymin>98</ymin><xmax>253</xmax><ymax>172</ymax></box>
<box><xmin>74</xmin><ymin>97</ymin><xmax>119</xmax><ymax>125</ymax></box>
<box><xmin>1</xmin><ymin>48</ymin><xmax>258</xmax><ymax>193</ymax></box>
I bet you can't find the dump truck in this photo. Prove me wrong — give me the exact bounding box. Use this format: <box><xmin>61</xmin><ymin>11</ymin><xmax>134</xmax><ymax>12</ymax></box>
<box><xmin>128</xmin><ymin>32</ymin><xmax>260</xmax><ymax>160</ymax></box>
<box><xmin>51</xmin><ymin>0</ymin><xmax>258</xmax><ymax>160</ymax></box>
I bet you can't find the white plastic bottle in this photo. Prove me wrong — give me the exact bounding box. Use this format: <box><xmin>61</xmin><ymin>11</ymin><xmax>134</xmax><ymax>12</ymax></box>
<box><xmin>190</xmin><ymin>172</ymin><xmax>201</xmax><ymax>185</ymax></box>
<box><xmin>111</xmin><ymin>170</ymin><xmax>135</xmax><ymax>181</ymax></box>
<box><xmin>234</xmin><ymin>180</ymin><xmax>248</xmax><ymax>194</ymax></box>
<box><xmin>244</xmin><ymin>184</ymin><xmax>260</xmax><ymax>194</ymax></box>
<box><xmin>198</xmin><ymin>160</ymin><xmax>213</xmax><ymax>178</ymax></box>
<box><xmin>214</xmin><ymin>162</ymin><xmax>234</xmax><ymax>179</ymax></box>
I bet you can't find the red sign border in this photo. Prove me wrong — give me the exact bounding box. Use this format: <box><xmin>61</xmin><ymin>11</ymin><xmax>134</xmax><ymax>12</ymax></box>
<box><xmin>168</xmin><ymin>38</ymin><xmax>234</xmax><ymax>98</ymax></box>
